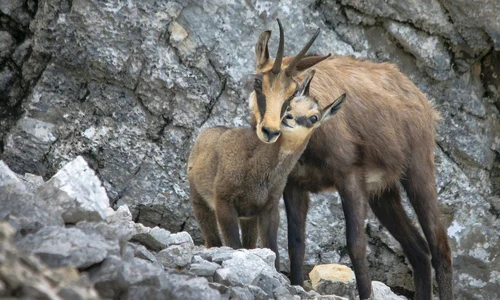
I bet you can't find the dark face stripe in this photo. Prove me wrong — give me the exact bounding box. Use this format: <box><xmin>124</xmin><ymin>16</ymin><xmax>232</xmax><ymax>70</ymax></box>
<box><xmin>256</xmin><ymin>92</ymin><xmax>267</xmax><ymax>118</ymax></box>
<box><xmin>295</xmin><ymin>116</ymin><xmax>315</xmax><ymax>128</ymax></box>
<box><xmin>254</xmin><ymin>77</ymin><xmax>267</xmax><ymax>118</ymax></box>
<box><xmin>280</xmin><ymin>97</ymin><xmax>292</xmax><ymax>118</ymax></box>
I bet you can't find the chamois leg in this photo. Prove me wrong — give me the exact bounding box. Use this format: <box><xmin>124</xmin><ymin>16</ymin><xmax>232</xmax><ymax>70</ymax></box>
<box><xmin>370</xmin><ymin>185</ymin><xmax>432</xmax><ymax>300</ymax></box>
<box><xmin>283</xmin><ymin>179</ymin><xmax>310</xmax><ymax>285</ymax></box>
<box><xmin>240</xmin><ymin>217</ymin><xmax>258</xmax><ymax>249</ymax></box>
<box><xmin>258</xmin><ymin>202</ymin><xmax>280</xmax><ymax>270</ymax></box>
<box><xmin>191</xmin><ymin>190</ymin><xmax>222</xmax><ymax>248</ymax></box>
<box><xmin>215</xmin><ymin>198</ymin><xmax>243</xmax><ymax>249</ymax></box>
<box><xmin>402</xmin><ymin>154</ymin><xmax>453</xmax><ymax>300</ymax></box>
<box><xmin>337</xmin><ymin>170</ymin><xmax>372</xmax><ymax>300</ymax></box>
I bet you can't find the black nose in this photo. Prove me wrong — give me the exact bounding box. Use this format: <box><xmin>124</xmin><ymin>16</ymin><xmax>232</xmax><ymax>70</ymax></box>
<box><xmin>261</xmin><ymin>126</ymin><xmax>281</xmax><ymax>141</ymax></box>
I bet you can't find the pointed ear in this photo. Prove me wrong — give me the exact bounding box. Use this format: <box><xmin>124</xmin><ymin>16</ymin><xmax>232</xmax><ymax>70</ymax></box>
<box><xmin>296</xmin><ymin>54</ymin><xmax>331</xmax><ymax>72</ymax></box>
<box><xmin>255</xmin><ymin>30</ymin><xmax>271</xmax><ymax>71</ymax></box>
<box><xmin>320</xmin><ymin>93</ymin><xmax>346</xmax><ymax>123</ymax></box>
<box><xmin>298</xmin><ymin>70</ymin><xmax>316</xmax><ymax>96</ymax></box>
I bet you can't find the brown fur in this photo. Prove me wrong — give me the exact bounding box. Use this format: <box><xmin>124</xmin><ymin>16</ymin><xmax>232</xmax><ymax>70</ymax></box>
<box><xmin>188</xmin><ymin>76</ymin><xmax>345</xmax><ymax>270</ymax></box>
<box><xmin>251</xmin><ymin>22</ymin><xmax>453</xmax><ymax>300</ymax></box>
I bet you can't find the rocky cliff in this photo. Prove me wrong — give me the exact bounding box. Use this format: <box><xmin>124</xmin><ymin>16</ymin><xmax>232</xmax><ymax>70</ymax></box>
<box><xmin>0</xmin><ymin>0</ymin><xmax>499</xmax><ymax>299</ymax></box>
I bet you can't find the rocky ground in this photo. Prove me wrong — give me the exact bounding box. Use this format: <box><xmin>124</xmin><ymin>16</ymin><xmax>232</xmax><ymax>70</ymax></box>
<box><xmin>0</xmin><ymin>156</ymin><xmax>407</xmax><ymax>299</ymax></box>
<box><xmin>1</xmin><ymin>0</ymin><xmax>499</xmax><ymax>299</ymax></box>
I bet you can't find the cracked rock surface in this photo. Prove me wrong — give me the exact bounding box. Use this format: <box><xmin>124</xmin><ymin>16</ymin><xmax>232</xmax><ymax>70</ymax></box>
<box><xmin>0</xmin><ymin>0</ymin><xmax>499</xmax><ymax>299</ymax></box>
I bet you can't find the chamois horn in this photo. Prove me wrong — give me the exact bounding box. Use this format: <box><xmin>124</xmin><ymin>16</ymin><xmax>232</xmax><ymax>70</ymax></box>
<box><xmin>285</xmin><ymin>28</ymin><xmax>321</xmax><ymax>77</ymax></box>
<box><xmin>271</xmin><ymin>19</ymin><xmax>285</xmax><ymax>74</ymax></box>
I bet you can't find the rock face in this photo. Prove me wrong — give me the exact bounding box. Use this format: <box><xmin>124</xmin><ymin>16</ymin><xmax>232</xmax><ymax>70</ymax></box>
<box><xmin>0</xmin><ymin>0</ymin><xmax>499</xmax><ymax>299</ymax></box>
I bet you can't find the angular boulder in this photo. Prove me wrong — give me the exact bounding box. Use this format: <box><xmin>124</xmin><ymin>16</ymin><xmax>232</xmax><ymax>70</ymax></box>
<box><xmin>36</xmin><ymin>156</ymin><xmax>112</xmax><ymax>224</ymax></box>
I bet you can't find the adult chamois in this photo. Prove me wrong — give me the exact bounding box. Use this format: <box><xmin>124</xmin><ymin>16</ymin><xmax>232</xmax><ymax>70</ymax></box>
<box><xmin>187</xmin><ymin>70</ymin><xmax>346</xmax><ymax>270</ymax></box>
<box><xmin>248</xmin><ymin>19</ymin><xmax>453</xmax><ymax>300</ymax></box>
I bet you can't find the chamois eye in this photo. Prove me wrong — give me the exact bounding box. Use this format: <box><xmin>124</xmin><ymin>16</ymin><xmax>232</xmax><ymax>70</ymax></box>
<box><xmin>285</xmin><ymin>114</ymin><xmax>293</xmax><ymax>120</ymax></box>
<box><xmin>309</xmin><ymin>115</ymin><xmax>318</xmax><ymax>124</ymax></box>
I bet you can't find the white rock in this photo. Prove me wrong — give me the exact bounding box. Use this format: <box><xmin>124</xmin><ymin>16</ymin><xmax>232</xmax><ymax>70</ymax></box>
<box><xmin>105</xmin><ymin>204</ymin><xmax>133</xmax><ymax>223</ymax></box>
<box><xmin>36</xmin><ymin>156</ymin><xmax>111</xmax><ymax>224</ymax></box>
<box><xmin>372</xmin><ymin>281</ymin><xmax>407</xmax><ymax>300</ymax></box>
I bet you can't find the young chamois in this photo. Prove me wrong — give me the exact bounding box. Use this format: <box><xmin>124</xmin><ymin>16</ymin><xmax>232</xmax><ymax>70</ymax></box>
<box><xmin>187</xmin><ymin>71</ymin><xmax>346</xmax><ymax>270</ymax></box>
<box><xmin>248</xmin><ymin>19</ymin><xmax>453</xmax><ymax>300</ymax></box>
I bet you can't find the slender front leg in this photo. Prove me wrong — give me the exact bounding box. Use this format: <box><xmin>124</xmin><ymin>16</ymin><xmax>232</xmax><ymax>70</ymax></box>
<box><xmin>337</xmin><ymin>170</ymin><xmax>372</xmax><ymax>300</ymax></box>
<box><xmin>240</xmin><ymin>217</ymin><xmax>259</xmax><ymax>249</ymax></box>
<box><xmin>258</xmin><ymin>201</ymin><xmax>280</xmax><ymax>270</ymax></box>
<box><xmin>215</xmin><ymin>197</ymin><xmax>242</xmax><ymax>249</ymax></box>
<box><xmin>283</xmin><ymin>179</ymin><xmax>310</xmax><ymax>286</ymax></box>
<box><xmin>190</xmin><ymin>187</ymin><xmax>222</xmax><ymax>247</ymax></box>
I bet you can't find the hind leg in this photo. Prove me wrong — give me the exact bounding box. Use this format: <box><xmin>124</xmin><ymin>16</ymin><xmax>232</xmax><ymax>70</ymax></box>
<box><xmin>370</xmin><ymin>185</ymin><xmax>432</xmax><ymax>300</ymax></box>
<box><xmin>191</xmin><ymin>189</ymin><xmax>222</xmax><ymax>248</ymax></box>
<box><xmin>240</xmin><ymin>217</ymin><xmax>258</xmax><ymax>249</ymax></box>
<box><xmin>401</xmin><ymin>154</ymin><xmax>453</xmax><ymax>300</ymax></box>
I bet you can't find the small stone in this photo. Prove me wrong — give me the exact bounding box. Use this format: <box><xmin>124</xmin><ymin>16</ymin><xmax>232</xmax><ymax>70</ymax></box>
<box><xmin>248</xmin><ymin>248</ymin><xmax>277</xmax><ymax>269</ymax></box>
<box><xmin>189</xmin><ymin>255</ymin><xmax>220</xmax><ymax>277</ymax></box>
<box><xmin>166</xmin><ymin>231</ymin><xmax>193</xmax><ymax>246</ymax></box>
<box><xmin>131</xmin><ymin>243</ymin><xmax>161</xmax><ymax>266</ymax></box>
<box><xmin>156</xmin><ymin>243</ymin><xmax>193</xmax><ymax>269</ymax></box>
<box><xmin>132</xmin><ymin>225</ymin><xmax>171</xmax><ymax>251</ymax></box>
<box><xmin>372</xmin><ymin>281</ymin><xmax>407</xmax><ymax>300</ymax></box>
<box><xmin>105</xmin><ymin>204</ymin><xmax>133</xmax><ymax>224</ymax></box>
<box><xmin>309</xmin><ymin>264</ymin><xmax>356</xmax><ymax>298</ymax></box>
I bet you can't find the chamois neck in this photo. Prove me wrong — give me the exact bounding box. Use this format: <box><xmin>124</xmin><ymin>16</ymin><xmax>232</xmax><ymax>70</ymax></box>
<box><xmin>248</xmin><ymin>131</ymin><xmax>309</xmax><ymax>172</ymax></box>
<box><xmin>277</xmin><ymin>131</ymin><xmax>311</xmax><ymax>158</ymax></box>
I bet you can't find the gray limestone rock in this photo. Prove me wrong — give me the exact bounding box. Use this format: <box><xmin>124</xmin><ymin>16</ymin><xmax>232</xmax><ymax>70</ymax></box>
<box><xmin>0</xmin><ymin>222</ymin><xmax>100</xmax><ymax>300</ymax></box>
<box><xmin>372</xmin><ymin>281</ymin><xmax>407</xmax><ymax>300</ymax></box>
<box><xmin>105</xmin><ymin>204</ymin><xmax>133</xmax><ymax>224</ymax></box>
<box><xmin>16</xmin><ymin>225</ymin><xmax>120</xmax><ymax>269</ymax></box>
<box><xmin>132</xmin><ymin>224</ymin><xmax>171</xmax><ymax>251</ymax></box>
<box><xmin>0</xmin><ymin>160</ymin><xmax>63</xmax><ymax>233</ymax></box>
<box><xmin>35</xmin><ymin>156</ymin><xmax>112</xmax><ymax>224</ymax></box>
<box><xmin>190</xmin><ymin>255</ymin><xmax>221</xmax><ymax>278</ymax></box>
<box><xmin>156</xmin><ymin>233</ymin><xmax>194</xmax><ymax>269</ymax></box>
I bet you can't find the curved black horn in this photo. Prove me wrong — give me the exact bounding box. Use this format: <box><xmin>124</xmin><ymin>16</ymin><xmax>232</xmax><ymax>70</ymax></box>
<box><xmin>285</xmin><ymin>28</ymin><xmax>320</xmax><ymax>77</ymax></box>
<box><xmin>271</xmin><ymin>19</ymin><xmax>285</xmax><ymax>74</ymax></box>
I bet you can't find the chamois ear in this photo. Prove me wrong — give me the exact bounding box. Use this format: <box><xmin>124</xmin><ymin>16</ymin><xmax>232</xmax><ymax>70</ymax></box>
<box><xmin>298</xmin><ymin>70</ymin><xmax>316</xmax><ymax>96</ymax></box>
<box><xmin>256</xmin><ymin>30</ymin><xmax>271</xmax><ymax>71</ymax></box>
<box><xmin>320</xmin><ymin>93</ymin><xmax>346</xmax><ymax>124</ymax></box>
<box><xmin>295</xmin><ymin>54</ymin><xmax>331</xmax><ymax>72</ymax></box>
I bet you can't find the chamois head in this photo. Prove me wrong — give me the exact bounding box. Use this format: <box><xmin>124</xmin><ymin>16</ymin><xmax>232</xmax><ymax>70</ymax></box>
<box><xmin>250</xmin><ymin>19</ymin><xmax>329</xmax><ymax>143</ymax></box>
<box><xmin>280</xmin><ymin>70</ymin><xmax>346</xmax><ymax>144</ymax></box>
